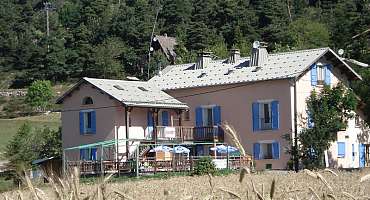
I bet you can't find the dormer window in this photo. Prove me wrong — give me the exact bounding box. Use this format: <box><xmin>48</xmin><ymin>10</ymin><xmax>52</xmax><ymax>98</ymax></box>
<box><xmin>82</xmin><ymin>97</ymin><xmax>93</xmax><ymax>105</ymax></box>
<box><xmin>317</xmin><ymin>64</ymin><xmax>325</xmax><ymax>85</ymax></box>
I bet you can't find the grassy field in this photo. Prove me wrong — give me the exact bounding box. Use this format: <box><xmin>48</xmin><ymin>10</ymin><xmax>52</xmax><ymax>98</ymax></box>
<box><xmin>1</xmin><ymin>169</ymin><xmax>370</xmax><ymax>199</ymax></box>
<box><xmin>0</xmin><ymin>113</ymin><xmax>60</xmax><ymax>152</ymax></box>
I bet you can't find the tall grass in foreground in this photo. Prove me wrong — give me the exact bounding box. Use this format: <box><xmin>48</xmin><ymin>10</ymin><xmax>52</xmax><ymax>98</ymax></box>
<box><xmin>1</xmin><ymin>168</ymin><xmax>370</xmax><ymax>199</ymax></box>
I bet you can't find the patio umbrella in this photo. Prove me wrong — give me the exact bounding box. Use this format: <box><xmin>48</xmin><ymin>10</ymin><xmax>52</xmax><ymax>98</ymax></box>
<box><xmin>149</xmin><ymin>145</ymin><xmax>173</xmax><ymax>152</ymax></box>
<box><xmin>173</xmin><ymin>146</ymin><xmax>190</xmax><ymax>154</ymax></box>
<box><xmin>210</xmin><ymin>145</ymin><xmax>238</xmax><ymax>153</ymax></box>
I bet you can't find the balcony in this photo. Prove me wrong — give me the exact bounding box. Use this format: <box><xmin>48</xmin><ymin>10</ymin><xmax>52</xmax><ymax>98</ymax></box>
<box><xmin>155</xmin><ymin>126</ymin><xmax>223</xmax><ymax>142</ymax></box>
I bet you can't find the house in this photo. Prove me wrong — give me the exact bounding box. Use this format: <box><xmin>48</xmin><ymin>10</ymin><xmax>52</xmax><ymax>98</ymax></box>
<box><xmin>58</xmin><ymin>41</ymin><xmax>369</xmax><ymax>171</ymax></box>
<box><xmin>57</xmin><ymin>78</ymin><xmax>228</xmax><ymax>164</ymax></box>
<box><xmin>149</xmin><ymin>42</ymin><xmax>369</xmax><ymax>170</ymax></box>
<box><xmin>151</xmin><ymin>34</ymin><xmax>177</xmax><ymax>64</ymax></box>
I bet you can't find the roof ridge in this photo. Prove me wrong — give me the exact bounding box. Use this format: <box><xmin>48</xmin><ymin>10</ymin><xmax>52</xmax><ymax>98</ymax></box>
<box><xmin>268</xmin><ymin>47</ymin><xmax>329</xmax><ymax>57</ymax></box>
<box><xmin>84</xmin><ymin>77</ymin><xmax>147</xmax><ymax>84</ymax></box>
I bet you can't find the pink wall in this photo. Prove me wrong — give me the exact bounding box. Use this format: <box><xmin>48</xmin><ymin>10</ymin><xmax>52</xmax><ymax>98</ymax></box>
<box><xmin>166</xmin><ymin>79</ymin><xmax>293</xmax><ymax>170</ymax></box>
<box><xmin>61</xmin><ymin>82</ymin><xmax>181</xmax><ymax>160</ymax></box>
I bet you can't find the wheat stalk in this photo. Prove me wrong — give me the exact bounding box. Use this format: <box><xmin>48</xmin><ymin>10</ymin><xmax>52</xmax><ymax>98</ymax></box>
<box><xmin>220</xmin><ymin>122</ymin><xmax>246</xmax><ymax>156</ymax></box>
<box><xmin>360</xmin><ymin>174</ymin><xmax>370</xmax><ymax>182</ymax></box>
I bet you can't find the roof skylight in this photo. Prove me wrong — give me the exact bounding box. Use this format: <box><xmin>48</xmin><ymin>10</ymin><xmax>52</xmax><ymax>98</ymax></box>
<box><xmin>113</xmin><ymin>85</ymin><xmax>124</xmax><ymax>90</ymax></box>
<box><xmin>138</xmin><ymin>86</ymin><xmax>149</xmax><ymax>91</ymax></box>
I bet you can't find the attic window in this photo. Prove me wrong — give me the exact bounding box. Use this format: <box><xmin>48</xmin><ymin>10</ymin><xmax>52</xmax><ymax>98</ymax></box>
<box><xmin>82</xmin><ymin>97</ymin><xmax>93</xmax><ymax>105</ymax></box>
<box><xmin>114</xmin><ymin>85</ymin><xmax>124</xmax><ymax>90</ymax></box>
<box><xmin>198</xmin><ymin>72</ymin><xmax>207</xmax><ymax>78</ymax></box>
<box><xmin>224</xmin><ymin>69</ymin><xmax>234</xmax><ymax>75</ymax></box>
<box><xmin>138</xmin><ymin>86</ymin><xmax>149</xmax><ymax>91</ymax></box>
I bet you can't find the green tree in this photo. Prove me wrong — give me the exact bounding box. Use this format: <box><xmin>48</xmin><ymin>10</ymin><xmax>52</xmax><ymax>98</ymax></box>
<box><xmin>298</xmin><ymin>84</ymin><xmax>357</xmax><ymax>169</ymax></box>
<box><xmin>288</xmin><ymin>18</ymin><xmax>330</xmax><ymax>49</ymax></box>
<box><xmin>5</xmin><ymin>123</ymin><xmax>62</xmax><ymax>170</ymax></box>
<box><xmin>25</xmin><ymin>80</ymin><xmax>53</xmax><ymax>111</ymax></box>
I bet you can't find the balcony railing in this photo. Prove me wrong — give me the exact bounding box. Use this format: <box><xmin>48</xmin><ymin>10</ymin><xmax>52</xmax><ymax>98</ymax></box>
<box><xmin>260</xmin><ymin>118</ymin><xmax>272</xmax><ymax>130</ymax></box>
<box><xmin>154</xmin><ymin>126</ymin><xmax>223</xmax><ymax>142</ymax></box>
<box><xmin>194</xmin><ymin>126</ymin><xmax>224</xmax><ymax>142</ymax></box>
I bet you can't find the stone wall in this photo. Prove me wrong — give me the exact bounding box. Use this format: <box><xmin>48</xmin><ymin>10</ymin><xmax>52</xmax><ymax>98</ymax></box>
<box><xmin>0</xmin><ymin>89</ymin><xmax>27</xmax><ymax>97</ymax></box>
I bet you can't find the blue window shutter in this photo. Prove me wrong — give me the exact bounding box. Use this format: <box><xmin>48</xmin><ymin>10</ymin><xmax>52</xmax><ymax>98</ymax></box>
<box><xmin>311</xmin><ymin>64</ymin><xmax>318</xmax><ymax>86</ymax></box>
<box><xmin>337</xmin><ymin>142</ymin><xmax>345</xmax><ymax>158</ymax></box>
<box><xmin>91</xmin><ymin>111</ymin><xmax>96</xmax><ymax>134</ymax></box>
<box><xmin>359</xmin><ymin>144</ymin><xmax>365</xmax><ymax>168</ymax></box>
<box><xmin>79</xmin><ymin>111</ymin><xmax>84</xmax><ymax>135</ymax></box>
<box><xmin>324</xmin><ymin>64</ymin><xmax>332</xmax><ymax>85</ymax></box>
<box><xmin>253</xmin><ymin>143</ymin><xmax>260</xmax><ymax>160</ymax></box>
<box><xmin>147</xmin><ymin>110</ymin><xmax>153</xmax><ymax>127</ymax></box>
<box><xmin>91</xmin><ymin>148</ymin><xmax>97</xmax><ymax>161</ymax></box>
<box><xmin>252</xmin><ymin>102</ymin><xmax>260</xmax><ymax>132</ymax></box>
<box><xmin>272</xmin><ymin>142</ymin><xmax>280</xmax><ymax>159</ymax></box>
<box><xmin>195</xmin><ymin>107</ymin><xmax>203</xmax><ymax>127</ymax></box>
<box><xmin>271</xmin><ymin>101</ymin><xmax>279</xmax><ymax>130</ymax></box>
<box><xmin>307</xmin><ymin>110</ymin><xmax>313</xmax><ymax>128</ymax></box>
<box><xmin>80</xmin><ymin>149</ymin><xmax>86</xmax><ymax>160</ymax></box>
<box><xmin>161</xmin><ymin>111</ymin><xmax>169</xmax><ymax>126</ymax></box>
<box><xmin>213</xmin><ymin>106</ymin><xmax>221</xmax><ymax>125</ymax></box>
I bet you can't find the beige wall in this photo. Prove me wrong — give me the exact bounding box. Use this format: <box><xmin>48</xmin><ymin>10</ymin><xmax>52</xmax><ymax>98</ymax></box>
<box><xmin>167</xmin><ymin>79</ymin><xmax>294</xmax><ymax>170</ymax></box>
<box><xmin>295</xmin><ymin>57</ymin><xmax>365</xmax><ymax>168</ymax></box>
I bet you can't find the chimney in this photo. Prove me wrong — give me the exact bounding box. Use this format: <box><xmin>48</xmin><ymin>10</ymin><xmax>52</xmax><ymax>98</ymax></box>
<box><xmin>250</xmin><ymin>41</ymin><xmax>268</xmax><ymax>67</ymax></box>
<box><xmin>229</xmin><ymin>49</ymin><xmax>240</xmax><ymax>64</ymax></box>
<box><xmin>196</xmin><ymin>51</ymin><xmax>212</xmax><ymax>69</ymax></box>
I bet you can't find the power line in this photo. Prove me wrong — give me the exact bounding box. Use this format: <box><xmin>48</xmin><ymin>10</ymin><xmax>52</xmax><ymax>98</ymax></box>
<box><xmin>57</xmin><ymin>70</ymin><xmax>302</xmax><ymax>113</ymax></box>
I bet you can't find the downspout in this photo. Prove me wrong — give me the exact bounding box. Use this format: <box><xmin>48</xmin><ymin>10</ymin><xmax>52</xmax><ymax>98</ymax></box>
<box><xmin>293</xmin><ymin>77</ymin><xmax>299</xmax><ymax>172</ymax></box>
<box><xmin>125</xmin><ymin>106</ymin><xmax>129</xmax><ymax>160</ymax></box>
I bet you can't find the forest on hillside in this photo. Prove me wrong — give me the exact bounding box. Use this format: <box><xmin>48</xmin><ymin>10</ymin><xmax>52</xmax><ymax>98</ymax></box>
<box><xmin>0</xmin><ymin>0</ymin><xmax>369</xmax><ymax>86</ymax></box>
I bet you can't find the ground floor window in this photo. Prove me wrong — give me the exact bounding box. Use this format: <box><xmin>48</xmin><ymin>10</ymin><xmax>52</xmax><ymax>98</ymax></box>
<box><xmin>80</xmin><ymin>148</ymin><xmax>97</xmax><ymax>160</ymax></box>
<box><xmin>253</xmin><ymin>142</ymin><xmax>280</xmax><ymax>160</ymax></box>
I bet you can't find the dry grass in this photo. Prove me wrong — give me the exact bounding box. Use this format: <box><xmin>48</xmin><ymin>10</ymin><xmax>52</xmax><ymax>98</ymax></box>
<box><xmin>1</xmin><ymin>168</ymin><xmax>370</xmax><ymax>200</ymax></box>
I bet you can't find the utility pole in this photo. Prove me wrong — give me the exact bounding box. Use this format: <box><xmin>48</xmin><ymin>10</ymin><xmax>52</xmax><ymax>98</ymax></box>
<box><xmin>147</xmin><ymin>6</ymin><xmax>161</xmax><ymax>80</ymax></box>
<box><xmin>43</xmin><ymin>2</ymin><xmax>52</xmax><ymax>37</ymax></box>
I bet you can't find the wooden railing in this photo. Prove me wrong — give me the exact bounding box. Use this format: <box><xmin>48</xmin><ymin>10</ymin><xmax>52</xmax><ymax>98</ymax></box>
<box><xmin>67</xmin><ymin>155</ymin><xmax>251</xmax><ymax>175</ymax></box>
<box><xmin>194</xmin><ymin>126</ymin><xmax>224</xmax><ymax>142</ymax></box>
<box><xmin>154</xmin><ymin>126</ymin><xmax>223</xmax><ymax>142</ymax></box>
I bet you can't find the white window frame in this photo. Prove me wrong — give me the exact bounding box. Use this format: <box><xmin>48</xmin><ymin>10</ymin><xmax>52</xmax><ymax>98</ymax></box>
<box><xmin>258</xmin><ymin>140</ymin><xmax>277</xmax><ymax>160</ymax></box>
<box><xmin>201</xmin><ymin>105</ymin><xmax>216</xmax><ymax>127</ymax></box>
<box><xmin>81</xmin><ymin>109</ymin><xmax>94</xmax><ymax>134</ymax></box>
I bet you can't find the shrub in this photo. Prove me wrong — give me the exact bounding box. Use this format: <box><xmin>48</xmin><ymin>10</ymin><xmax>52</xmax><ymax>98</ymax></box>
<box><xmin>192</xmin><ymin>157</ymin><xmax>216</xmax><ymax>176</ymax></box>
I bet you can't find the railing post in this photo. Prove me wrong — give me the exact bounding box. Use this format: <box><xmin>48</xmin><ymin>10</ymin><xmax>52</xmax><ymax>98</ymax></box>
<box><xmin>100</xmin><ymin>144</ymin><xmax>104</xmax><ymax>176</ymax></box>
<box><xmin>136</xmin><ymin>144</ymin><xmax>139</xmax><ymax>177</ymax></box>
<box><xmin>62</xmin><ymin>150</ymin><xmax>66</xmax><ymax>177</ymax></box>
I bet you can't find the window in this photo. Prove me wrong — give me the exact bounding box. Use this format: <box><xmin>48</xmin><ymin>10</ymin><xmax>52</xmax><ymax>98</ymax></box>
<box><xmin>203</xmin><ymin>108</ymin><xmax>213</xmax><ymax>126</ymax></box>
<box><xmin>195</xmin><ymin>106</ymin><xmax>221</xmax><ymax>127</ymax></box>
<box><xmin>82</xmin><ymin>97</ymin><xmax>93</xmax><ymax>105</ymax></box>
<box><xmin>265</xmin><ymin>164</ymin><xmax>272</xmax><ymax>170</ymax></box>
<box><xmin>260</xmin><ymin>103</ymin><xmax>272</xmax><ymax>130</ymax></box>
<box><xmin>262</xmin><ymin>143</ymin><xmax>273</xmax><ymax>159</ymax></box>
<box><xmin>253</xmin><ymin>142</ymin><xmax>280</xmax><ymax>160</ymax></box>
<box><xmin>311</xmin><ymin>63</ymin><xmax>331</xmax><ymax>86</ymax></box>
<box><xmin>252</xmin><ymin>101</ymin><xmax>279</xmax><ymax>131</ymax></box>
<box><xmin>79</xmin><ymin>110</ymin><xmax>96</xmax><ymax>134</ymax></box>
<box><xmin>337</xmin><ymin>142</ymin><xmax>345</xmax><ymax>158</ymax></box>
<box><xmin>355</xmin><ymin>114</ymin><xmax>361</xmax><ymax>127</ymax></box>
<box><xmin>317</xmin><ymin>65</ymin><xmax>325</xmax><ymax>84</ymax></box>
<box><xmin>84</xmin><ymin>112</ymin><xmax>92</xmax><ymax>130</ymax></box>
<box><xmin>80</xmin><ymin>148</ymin><xmax>97</xmax><ymax>160</ymax></box>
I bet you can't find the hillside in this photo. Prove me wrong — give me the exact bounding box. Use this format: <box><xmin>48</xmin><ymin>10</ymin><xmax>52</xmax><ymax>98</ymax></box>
<box><xmin>0</xmin><ymin>113</ymin><xmax>60</xmax><ymax>152</ymax></box>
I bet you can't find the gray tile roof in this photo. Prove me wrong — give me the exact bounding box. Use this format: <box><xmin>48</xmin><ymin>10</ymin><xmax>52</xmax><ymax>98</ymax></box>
<box><xmin>57</xmin><ymin>78</ymin><xmax>188</xmax><ymax>109</ymax></box>
<box><xmin>149</xmin><ymin>47</ymin><xmax>361</xmax><ymax>90</ymax></box>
